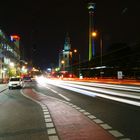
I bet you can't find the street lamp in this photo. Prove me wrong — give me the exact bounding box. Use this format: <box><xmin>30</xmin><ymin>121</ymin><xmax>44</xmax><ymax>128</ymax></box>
<box><xmin>73</xmin><ymin>49</ymin><xmax>82</xmax><ymax>79</ymax></box>
<box><xmin>74</xmin><ymin>49</ymin><xmax>77</xmax><ymax>53</ymax></box>
<box><xmin>92</xmin><ymin>32</ymin><xmax>97</xmax><ymax>37</ymax></box>
<box><xmin>9</xmin><ymin>62</ymin><xmax>15</xmax><ymax>67</ymax></box>
<box><xmin>61</xmin><ymin>60</ymin><xmax>65</xmax><ymax>71</ymax></box>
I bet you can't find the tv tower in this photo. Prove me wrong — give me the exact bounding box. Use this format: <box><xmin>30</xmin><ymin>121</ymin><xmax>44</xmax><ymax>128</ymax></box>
<box><xmin>88</xmin><ymin>2</ymin><xmax>96</xmax><ymax>61</ymax></box>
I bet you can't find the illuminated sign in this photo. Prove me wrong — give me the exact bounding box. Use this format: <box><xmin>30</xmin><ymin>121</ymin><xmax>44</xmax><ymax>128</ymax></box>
<box><xmin>10</xmin><ymin>35</ymin><xmax>20</xmax><ymax>41</ymax></box>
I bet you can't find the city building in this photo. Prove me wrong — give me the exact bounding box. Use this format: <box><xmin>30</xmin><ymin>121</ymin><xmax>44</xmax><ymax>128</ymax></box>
<box><xmin>0</xmin><ymin>29</ymin><xmax>21</xmax><ymax>83</ymax></box>
<box><xmin>59</xmin><ymin>33</ymin><xmax>72</xmax><ymax>71</ymax></box>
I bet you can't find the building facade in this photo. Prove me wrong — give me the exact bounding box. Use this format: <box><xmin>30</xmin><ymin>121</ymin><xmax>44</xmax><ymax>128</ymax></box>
<box><xmin>59</xmin><ymin>33</ymin><xmax>72</xmax><ymax>71</ymax></box>
<box><xmin>0</xmin><ymin>29</ymin><xmax>21</xmax><ymax>83</ymax></box>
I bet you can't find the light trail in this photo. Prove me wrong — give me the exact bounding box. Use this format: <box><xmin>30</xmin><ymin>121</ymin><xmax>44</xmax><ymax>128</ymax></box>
<box><xmin>35</xmin><ymin>76</ymin><xmax>71</xmax><ymax>101</ymax></box>
<box><xmin>44</xmin><ymin>79</ymin><xmax>140</xmax><ymax>107</ymax></box>
<box><xmin>57</xmin><ymin>82</ymin><xmax>140</xmax><ymax>100</ymax></box>
<box><xmin>62</xmin><ymin>81</ymin><xmax>140</xmax><ymax>93</ymax></box>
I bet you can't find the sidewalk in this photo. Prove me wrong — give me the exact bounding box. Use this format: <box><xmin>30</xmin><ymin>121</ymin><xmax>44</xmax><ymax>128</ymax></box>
<box><xmin>22</xmin><ymin>88</ymin><xmax>118</xmax><ymax>140</ymax></box>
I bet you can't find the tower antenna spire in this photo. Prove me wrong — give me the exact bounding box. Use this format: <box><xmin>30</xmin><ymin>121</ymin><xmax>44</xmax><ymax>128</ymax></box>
<box><xmin>88</xmin><ymin>2</ymin><xmax>96</xmax><ymax>61</ymax></box>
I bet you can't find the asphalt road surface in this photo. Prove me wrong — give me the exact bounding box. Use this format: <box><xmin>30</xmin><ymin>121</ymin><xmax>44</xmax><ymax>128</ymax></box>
<box><xmin>35</xmin><ymin>78</ymin><xmax>140</xmax><ymax>140</ymax></box>
<box><xmin>0</xmin><ymin>84</ymin><xmax>49</xmax><ymax>140</ymax></box>
<box><xmin>0</xmin><ymin>79</ymin><xmax>140</xmax><ymax>140</ymax></box>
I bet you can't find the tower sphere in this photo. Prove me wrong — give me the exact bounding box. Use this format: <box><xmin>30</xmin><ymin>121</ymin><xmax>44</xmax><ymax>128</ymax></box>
<box><xmin>88</xmin><ymin>2</ymin><xmax>95</xmax><ymax>11</ymax></box>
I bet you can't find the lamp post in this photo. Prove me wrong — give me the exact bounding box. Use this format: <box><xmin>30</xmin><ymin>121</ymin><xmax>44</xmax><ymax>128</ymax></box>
<box><xmin>73</xmin><ymin>49</ymin><xmax>82</xmax><ymax>78</ymax></box>
<box><xmin>92</xmin><ymin>31</ymin><xmax>103</xmax><ymax>78</ymax></box>
<box><xmin>61</xmin><ymin>60</ymin><xmax>65</xmax><ymax>71</ymax></box>
<box><xmin>100</xmin><ymin>35</ymin><xmax>103</xmax><ymax>78</ymax></box>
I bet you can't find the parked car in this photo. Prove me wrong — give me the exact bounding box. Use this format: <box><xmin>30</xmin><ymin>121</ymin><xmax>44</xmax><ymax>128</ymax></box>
<box><xmin>8</xmin><ymin>77</ymin><xmax>24</xmax><ymax>89</ymax></box>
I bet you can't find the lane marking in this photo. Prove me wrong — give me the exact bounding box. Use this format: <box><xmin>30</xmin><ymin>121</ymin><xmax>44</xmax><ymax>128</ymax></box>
<box><xmin>58</xmin><ymin>93</ymin><xmax>70</xmax><ymax>101</ymax></box>
<box><xmin>20</xmin><ymin>90</ymin><xmax>59</xmax><ymax>140</ymax></box>
<box><xmin>93</xmin><ymin>119</ymin><xmax>104</xmax><ymax>124</ymax></box>
<box><xmin>35</xmin><ymin>85</ymin><xmax>71</xmax><ymax>102</ymax></box>
<box><xmin>44</xmin><ymin>114</ymin><xmax>51</xmax><ymax>118</ymax></box>
<box><xmin>48</xmin><ymin>88</ymin><xmax>71</xmax><ymax>101</ymax></box>
<box><xmin>79</xmin><ymin>109</ymin><xmax>86</xmax><ymax>112</ymax></box>
<box><xmin>83</xmin><ymin>112</ymin><xmax>90</xmax><ymax>115</ymax></box>
<box><xmin>45</xmin><ymin>118</ymin><xmax>52</xmax><ymax>123</ymax></box>
<box><xmin>42</xmin><ymin>107</ymin><xmax>48</xmax><ymax>110</ymax></box>
<box><xmin>100</xmin><ymin>124</ymin><xmax>112</xmax><ymax>130</ymax></box>
<box><xmin>120</xmin><ymin>138</ymin><xmax>131</xmax><ymax>140</ymax></box>
<box><xmin>46</xmin><ymin>123</ymin><xmax>54</xmax><ymax>128</ymax></box>
<box><xmin>44</xmin><ymin>111</ymin><xmax>50</xmax><ymax>115</ymax></box>
<box><xmin>43</xmin><ymin>109</ymin><xmax>49</xmax><ymax>112</ymax></box>
<box><xmin>109</xmin><ymin>130</ymin><xmax>124</xmax><ymax>137</ymax></box>
<box><xmin>50</xmin><ymin>89</ymin><xmax>58</xmax><ymax>93</ymax></box>
<box><xmin>88</xmin><ymin>115</ymin><xmax>96</xmax><ymax>119</ymax></box>
<box><xmin>62</xmin><ymin>101</ymin><xmax>68</xmax><ymax>104</ymax></box>
<box><xmin>49</xmin><ymin>135</ymin><xmax>59</xmax><ymax>140</ymax></box>
<box><xmin>47</xmin><ymin>128</ymin><xmax>56</xmax><ymax>135</ymax></box>
<box><xmin>68</xmin><ymin>103</ymin><xmax>73</xmax><ymax>106</ymax></box>
<box><xmin>72</xmin><ymin>105</ymin><xmax>77</xmax><ymax>108</ymax></box>
<box><xmin>75</xmin><ymin>107</ymin><xmax>81</xmax><ymax>110</ymax></box>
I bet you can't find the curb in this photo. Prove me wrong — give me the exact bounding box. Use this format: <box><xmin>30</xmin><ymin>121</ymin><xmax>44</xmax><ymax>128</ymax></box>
<box><xmin>0</xmin><ymin>85</ymin><xmax>8</xmax><ymax>93</ymax></box>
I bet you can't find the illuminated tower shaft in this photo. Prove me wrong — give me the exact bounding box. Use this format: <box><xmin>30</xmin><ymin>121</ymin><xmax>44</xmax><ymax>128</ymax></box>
<box><xmin>88</xmin><ymin>2</ymin><xmax>95</xmax><ymax>61</ymax></box>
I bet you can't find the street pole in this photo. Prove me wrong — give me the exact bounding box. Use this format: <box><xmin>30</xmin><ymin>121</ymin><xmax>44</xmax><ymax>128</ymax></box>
<box><xmin>79</xmin><ymin>54</ymin><xmax>81</xmax><ymax>78</ymax></box>
<box><xmin>100</xmin><ymin>36</ymin><xmax>103</xmax><ymax>78</ymax></box>
<box><xmin>61</xmin><ymin>60</ymin><xmax>65</xmax><ymax>71</ymax></box>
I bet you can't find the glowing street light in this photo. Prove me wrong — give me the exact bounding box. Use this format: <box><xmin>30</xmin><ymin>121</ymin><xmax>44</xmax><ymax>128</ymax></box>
<box><xmin>74</xmin><ymin>49</ymin><xmax>77</xmax><ymax>53</ymax></box>
<box><xmin>9</xmin><ymin>62</ymin><xmax>15</xmax><ymax>67</ymax></box>
<box><xmin>92</xmin><ymin>31</ymin><xmax>97</xmax><ymax>37</ymax></box>
<box><xmin>21</xmin><ymin>66</ymin><xmax>27</xmax><ymax>73</ymax></box>
<box><xmin>61</xmin><ymin>60</ymin><xmax>65</xmax><ymax>71</ymax></box>
<box><xmin>61</xmin><ymin>60</ymin><xmax>65</xmax><ymax>64</ymax></box>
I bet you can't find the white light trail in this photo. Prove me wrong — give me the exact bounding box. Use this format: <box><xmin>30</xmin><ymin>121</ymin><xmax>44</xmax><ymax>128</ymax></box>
<box><xmin>59</xmin><ymin>82</ymin><xmax>140</xmax><ymax>100</ymax></box>
<box><xmin>64</xmin><ymin>81</ymin><xmax>140</xmax><ymax>93</ymax></box>
<box><xmin>45</xmin><ymin>79</ymin><xmax>140</xmax><ymax>107</ymax></box>
<box><xmin>34</xmin><ymin>78</ymin><xmax>71</xmax><ymax>101</ymax></box>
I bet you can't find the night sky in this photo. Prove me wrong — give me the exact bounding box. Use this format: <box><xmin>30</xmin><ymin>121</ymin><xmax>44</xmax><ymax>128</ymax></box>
<box><xmin>0</xmin><ymin>0</ymin><xmax>139</xmax><ymax>69</ymax></box>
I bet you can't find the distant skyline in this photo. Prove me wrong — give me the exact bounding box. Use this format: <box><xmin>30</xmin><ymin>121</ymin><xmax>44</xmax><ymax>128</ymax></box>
<box><xmin>0</xmin><ymin>0</ymin><xmax>139</xmax><ymax>69</ymax></box>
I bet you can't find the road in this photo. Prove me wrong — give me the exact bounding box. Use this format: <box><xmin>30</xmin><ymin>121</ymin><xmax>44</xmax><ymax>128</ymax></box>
<box><xmin>0</xmin><ymin>83</ymin><xmax>49</xmax><ymax>140</ymax></box>
<box><xmin>0</xmin><ymin>78</ymin><xmax>140</xmax><ymax>140</ymax></box>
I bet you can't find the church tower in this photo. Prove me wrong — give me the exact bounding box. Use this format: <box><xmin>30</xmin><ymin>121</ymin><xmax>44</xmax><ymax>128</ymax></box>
<box><xmin>59</xmin><ymin>33</ymin><xmax>72</xmax><ymax>71</ymax></box>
